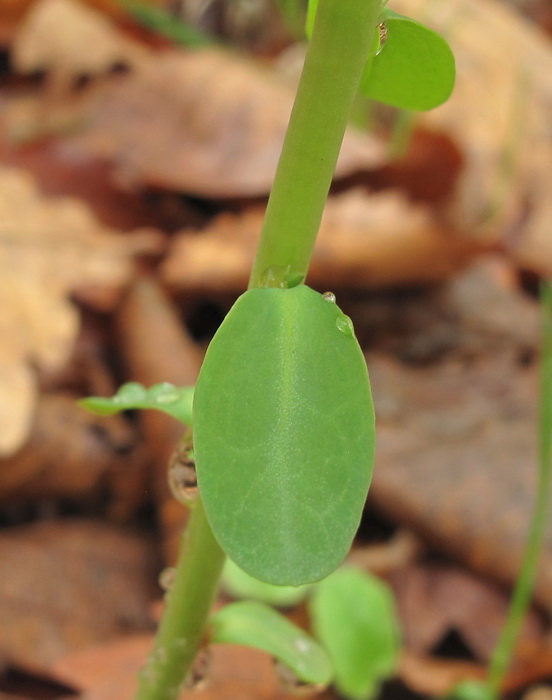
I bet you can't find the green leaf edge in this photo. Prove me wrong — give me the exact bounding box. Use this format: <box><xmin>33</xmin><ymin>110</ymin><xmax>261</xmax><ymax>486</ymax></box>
<box><xmin>210</xmin><ymin>601</ymin><xmax>333</xmax><ymax>687</ymax></box>
<box><xmin>222</xmin><ymin>558</ymin><xmax>312</xmax><ymax>608</ymax></box>
<box><xmin>79</xmin><ymin>382</ymin><xmax>195</xmax><ymax>425</ymax></box>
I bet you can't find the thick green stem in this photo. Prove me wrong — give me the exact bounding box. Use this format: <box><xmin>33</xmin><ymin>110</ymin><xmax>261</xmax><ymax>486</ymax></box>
<box><xmin>134</xmin><ymin>498</ymin><xmax>225</xmax><ymax>700</ymax></box>
<box><xmin>248</xmin><ymin>0</ymin><xmax>383</xmax><ymax>290</ymax></box>
<box><xmin>486</xmin><ymin>281</ymin><xmax>552</xmax><ymax>698</ymax></box>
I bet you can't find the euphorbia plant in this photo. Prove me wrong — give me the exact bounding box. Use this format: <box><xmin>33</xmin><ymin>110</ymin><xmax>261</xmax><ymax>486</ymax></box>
<box><xmin>84</xmin><ymin>1</ymin><xmax>454</xmax><ymax>697</ymax></box>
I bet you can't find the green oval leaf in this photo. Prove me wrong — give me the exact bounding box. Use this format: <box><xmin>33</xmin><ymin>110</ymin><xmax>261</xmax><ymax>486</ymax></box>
<box><xmin>222</xmin><ymin>558</ymin><xmax>311</xmax><ymax>608</ymax></box>
<box><xmin>193</xmin><ymin>285</ymin><xmax>375</xmax><ymax>586</ymax></box>
<box><xmin>361</xmin><ymin>9</ymin><xmax>455</xmax><ymax>111</ymax></box>
<box><xmin>210</xmin><ymin>601</ymin><xmax>333</xmax><ymax>688</ymax></box>
<box><xmin>79</xmin><ymin>382</ymin><xmax>194</xmax><ymax>425</ymax></box>
<box><xmin>309</xmin><ymin>568</ymin><xmax>401</xmax><ymax>700</ymax></box>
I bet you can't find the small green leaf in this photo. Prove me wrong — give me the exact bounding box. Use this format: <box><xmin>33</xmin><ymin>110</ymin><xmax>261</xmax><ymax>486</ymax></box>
<box><xmin>210</xmin><ymin>601</ymin><xmax>333</xmax><ymax>689</ymax></box>
<box><xmin>309</xmin><ymin>568</ymin><xmax>400</xmax><ymax>700</ymax></box>
<box><xmin>222</xmin><ymin>558</ymin><xmax>311</xmax><ymax>607</ymax></box>
<box><xmin>361</xmin><ymin>9</ymin><xmax>455</xmax><ymax>111</ymax></box>
<box><xmin>441</xmin><ymin>680</ymin><xmax>492</xmax><ymax>700</ymax></box>
<box><xmin>306</xmin><ymin>2</ymin><xmax>454</xmax><ymax>111</ymax></box>
<box><xmin>193</xmin><ymin>285</ymin><xmax>375</xmax><ymax>585</ymax></box>
<box><xmin>80</xmin><ymin>382</ymin><xmax>194</xmax><ymax>425</ymax></box>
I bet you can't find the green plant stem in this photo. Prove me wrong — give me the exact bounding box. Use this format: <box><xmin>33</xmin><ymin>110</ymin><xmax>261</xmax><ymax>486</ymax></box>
<box><xmin>248</xmin><ymin>0</ymin><xmax>383</xmax><ymax>290</ymax></box>
<box><xmin>486</xmin><ymin>281</ymin><xmax>552</xmax><ymax>699</ymax></box>
<box><xmin>387</xmin><ymin>109</ymin><xmax>415</xmax><ymax>160</ymax></box>
<box><xmin>134</xmin><ymin>498</ymin><xmax>225</xmax><ymax>700</ymax></box>
<box><xmin>134</xmin><ymin>2</ymin><xmax>383</xmax><ymax>696</ymax></box>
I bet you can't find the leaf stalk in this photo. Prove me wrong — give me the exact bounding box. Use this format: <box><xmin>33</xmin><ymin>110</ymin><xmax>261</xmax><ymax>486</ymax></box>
<box><xmin>248</xmin><ymin>0</ymin><xmax>383</xmax><ymax>290</ymax></box>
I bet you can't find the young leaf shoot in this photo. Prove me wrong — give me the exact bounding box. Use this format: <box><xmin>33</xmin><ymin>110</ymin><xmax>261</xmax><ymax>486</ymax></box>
<box><xmin>80</xmin><ymin>382</ymin><xmax>194</xmax><ymax>425</ymax></box>
<box><xmin>210</xmin><ymin>601</ymin><xmax>333</xmax><ymax>690</ymax></box>
<box><xmin>310</xmin><ymin>568</ymin><xmax>401</xmax><ymax>700</ymax></box>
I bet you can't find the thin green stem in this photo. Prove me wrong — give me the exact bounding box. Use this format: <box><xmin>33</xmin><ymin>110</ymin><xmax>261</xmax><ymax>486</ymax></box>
<box><xmin>485</xmin><ymin>281</ymin><xmax>552</xmax><ymax>698</ymax></box>
<box><xmin>248</xmin><ymin>0</ymin><xmax>383</xmax><ymax>290</ymax></box>
<box><xmin>387</xmin><ymin>109</ymin><xmax>415</xmax><ymax>160</ymax></box>
<box><xmin>134</xmin><ymin>498</ymin><xmax>225</xmax><ymax>700</ymax></box>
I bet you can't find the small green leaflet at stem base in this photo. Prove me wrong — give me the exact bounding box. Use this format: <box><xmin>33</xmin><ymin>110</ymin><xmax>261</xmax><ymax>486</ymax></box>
<box><xmin>193</xmin><ymin>285</ymin><xmax>375</xmax><ymax>586</ymax></box>
<box><xmin>79</xmin><ymin>382</ymin><xmax>194</xmax><ymax>425</ymax></box>
<box><xmin>309</xmin><ymin>568</ymin><xmax>401</xmax><ymax>700</ymax></box>
<box><xmin>210</xmin><ymin>601</ymin><xmax>333</xmax><ymax>691</ymax></box>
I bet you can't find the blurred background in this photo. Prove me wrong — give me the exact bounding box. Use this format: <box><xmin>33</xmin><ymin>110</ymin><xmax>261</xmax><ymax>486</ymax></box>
<box><xmin>1</xmin><ymin>0</ymin><xmax>552</xmax><ymax>698</ymax></box>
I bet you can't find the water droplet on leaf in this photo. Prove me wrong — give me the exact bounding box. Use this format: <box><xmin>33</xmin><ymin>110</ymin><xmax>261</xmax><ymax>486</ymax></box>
<box><xmin>335</xmin><ymin>315</ymin><xmax>354</xmax><ymax>338</ymax></box>
<box><xmin>294</xmin><ymin>637</ymin><xmax>312</xmax><ymax>654</ymax></box>
<box><xmin>150</xmin><ymin>382</ymin><xmax>180</xmax><ymax>404</ymax></box>
<box><xmin>322</xmin><ymin>291</ymin><xmax>336</xmax><ymax>303</ymax></box>
<box><xmin>168</xmin><ymin>435</ymin><xmax>198</xmax><ymax>504</ymax></box>
<box><xmin>274</xmin><ymin>660</ymin><xmax>327</xmax><ymax>697</ymax></box>
<box><xmin>260</xmin><ymin>265</ymin><xmax>303</xmax><ymax>289</ymax></box>
<box><xmin>116</xmin><ymin>382</ymin><xmax>145</xmax><ymax>403</ymax></box>
<box><xmin>159</xmin><ymin>566</ymin><xmax>177</xmax><ymax>591</ymax></box>
<box><xmin>376</xmin><ymin>22</ymin><xmax>388</xmax><ymax>55</ymax></box>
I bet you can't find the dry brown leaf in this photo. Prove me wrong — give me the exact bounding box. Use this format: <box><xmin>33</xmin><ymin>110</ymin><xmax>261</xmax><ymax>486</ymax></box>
<box><xmin>115</xmin><ymin>278</ymin><xmax>203</xmax><ymax>564</ymax></box>
<box><xmin>0</xmin><ymin>136</ymin><xmax>181</xmax><ymax>231</ymax></box>
<box><xmin>0</xmin><ymin>392</ymin><xmax>148</xmax><ymax>511</ymax></box>
<box><xmin>161</xmin><ymin>189</ymin><xmax>485</xmax><ymax>293</ymax></box>
<box><xmin>392</xmin><ymin>0</ymin><xmax>552</xmax><ymax>276</ymax></box>
<box><xmin>12</xmin><ymin>0</ymin><xmax>148</xmax><ymax>77</ymax></box>
<box><xmin>176</xmin><ymin>0</ymin><xmax>290</xmax><ymax>55</ymax></box>
<box><xmin>392</xmin><ymin>563</ymin><xmax>545</xmax><ymax>661</ymax></box>
<box><xmin>53</xmin><ymin>639</ymin><xmax>335</xmax><ymax>700</ymax></box>
<box><xmin>0</xmin><ymin>519</ymin><xmax>156</xmax><ymax>674</ymax></box>
<box><xmin>0</xmin><ymin>0</ymin><xmax>164</xmax><ymax>28</ymax></box>
<box><xmin>404</xmin><ymin>615</ymin><xmax>552</xmax><ymax>697</ymax></box>
<box><xmin>75</xmin><ymin>48</ymin><xmax>385</xmax><ymax>198</ymax></box>
<box><xmin>0</xmin><ymin>166</ymin><xmax>163</xmax><ymax>456</ymax></box>
<box><xmin>399</xmin><ymin>652</ymin><xmax>486</xmax><ymax>697</ymax></box>
<box><xmin>361</xmin><ymin>259</ymin><xmax>552</xmax><ymax>610</ymax></box>
<box><xmin>5</xmin><ymin>0</ymin><xmax>150</xmax><ymax>142</ymax></box>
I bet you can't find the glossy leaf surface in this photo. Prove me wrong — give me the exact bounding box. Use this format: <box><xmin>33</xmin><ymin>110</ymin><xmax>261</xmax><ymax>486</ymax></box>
<box><xmin>80</xmin><ymin>382</ymin><xmax>194</xmax><ymax>425</ymax></box>
<box><xmin>210</xmin><ymin>601</ymin><xmax>333</xmax><ymax>688</ymax></box>
<box><xmin>360</xmin><ymin>8</ymin><xmax>455</xmax><ymax>111</ymax></box>
<box><xmin>310</xmin><ymin>568</ymin><xmax>400</xmax><ymax>700</ymax></box>
<box><xmin>193</xmin><ymin>285</ymin><xmax>375</xmax><ymax>585</ymax></box>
